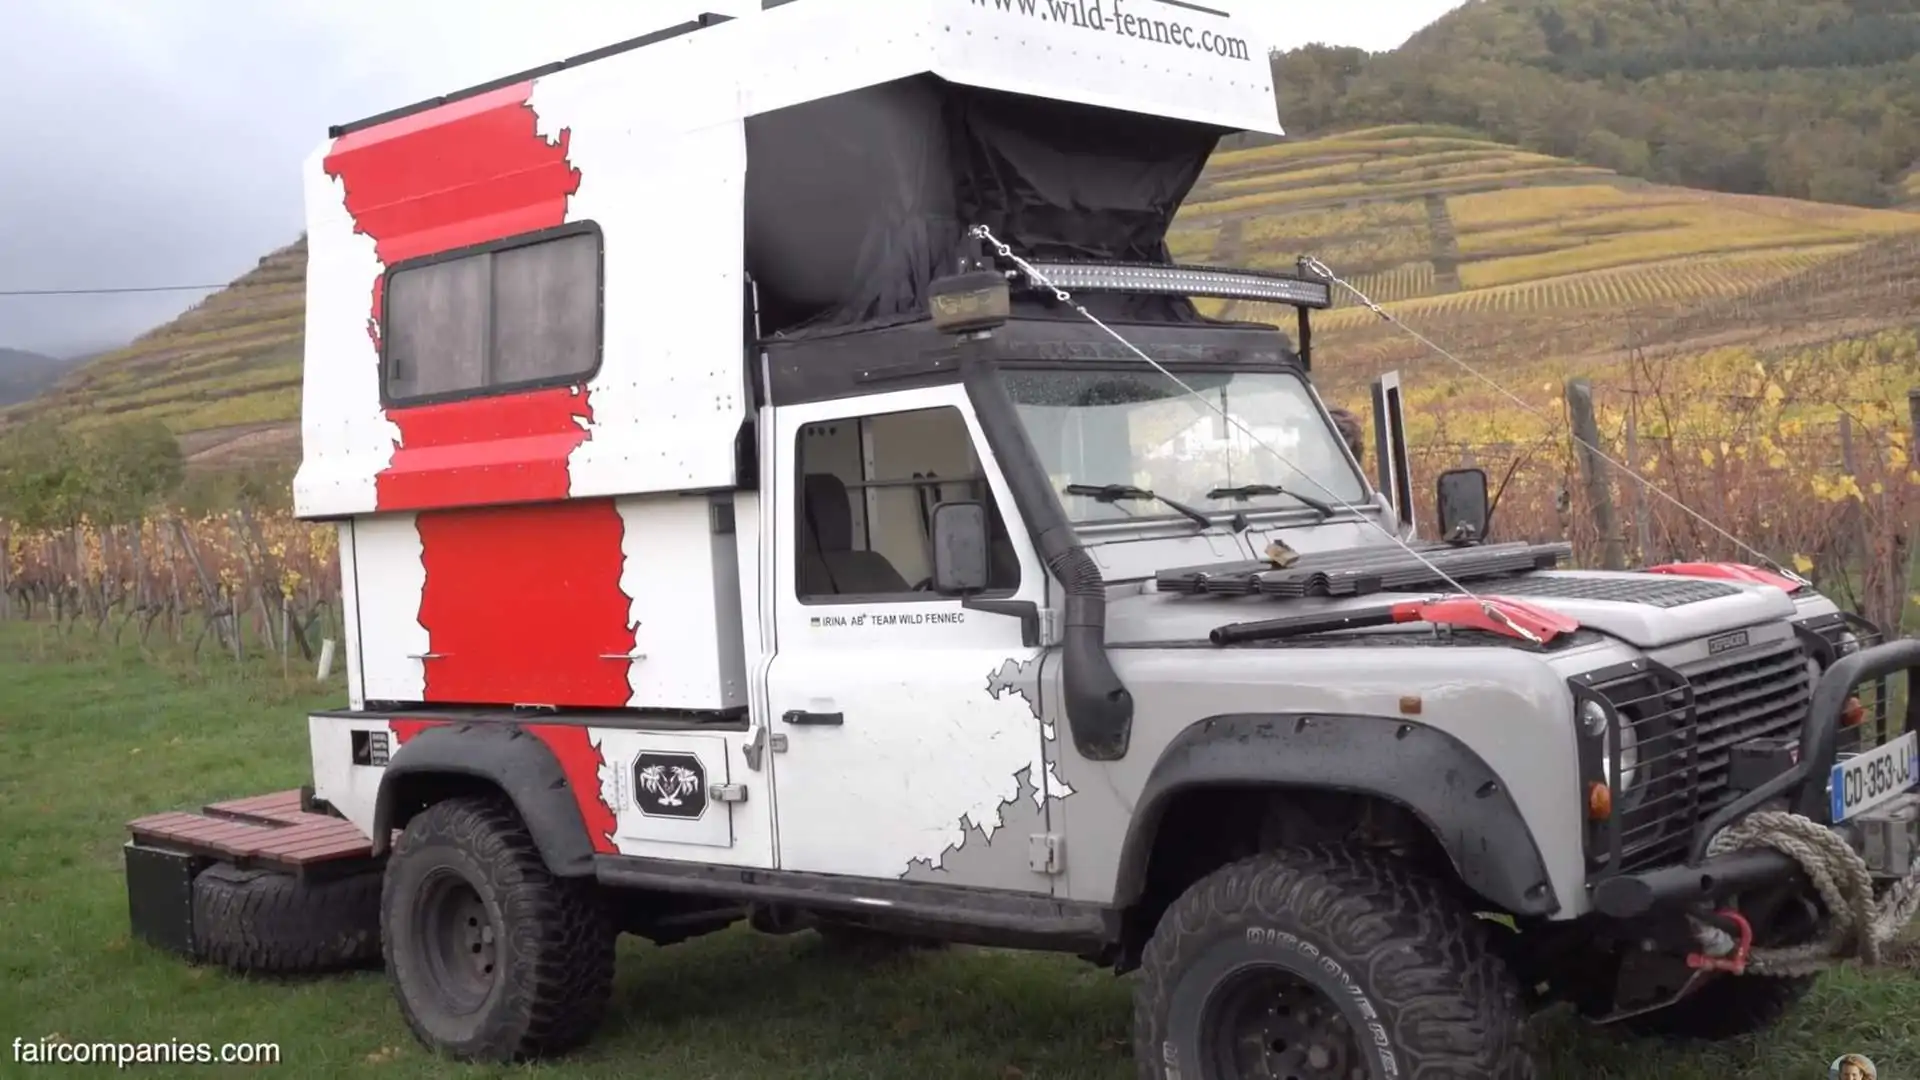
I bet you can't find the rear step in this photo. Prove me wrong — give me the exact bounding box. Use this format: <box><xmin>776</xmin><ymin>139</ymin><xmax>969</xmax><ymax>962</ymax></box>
<box><xmin>126</xmin><ymin>789</ymin><xmax>384</xmax><ymax>878</ymax></box>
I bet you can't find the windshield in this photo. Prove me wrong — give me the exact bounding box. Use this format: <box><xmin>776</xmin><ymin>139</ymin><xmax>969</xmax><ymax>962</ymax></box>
<box><xmin>1001</xmin><ymin>367</ymin><xmax>1369</xmax><ymax>524</ymax></box>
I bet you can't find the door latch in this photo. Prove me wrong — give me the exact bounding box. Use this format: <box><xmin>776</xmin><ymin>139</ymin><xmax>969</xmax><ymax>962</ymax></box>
<box><xmin>741</xmin><ymin>725</ymin><xmax>790</xmax><ymax>771</ymax></box>
<box><xmin>709</xmin><ymin>783</ymin><xmax>749</xmax><ymax>804</ymax></box>
<box><xmin>1028</xmin><ymin>833</ymin><xmax>1064</xmax><ymax>875</ymax></box>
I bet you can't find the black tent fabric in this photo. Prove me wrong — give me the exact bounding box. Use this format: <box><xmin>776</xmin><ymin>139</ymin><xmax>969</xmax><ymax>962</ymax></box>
<box><xmin>744</xmin><ymin>75</ymin><xmax>1224</xmax><ymax>337</ymax></box>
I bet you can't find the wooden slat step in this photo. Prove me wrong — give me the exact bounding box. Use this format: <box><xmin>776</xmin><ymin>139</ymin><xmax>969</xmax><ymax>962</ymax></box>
<box><xmin>127</xmin><ymin>790</ymin><xmax>376</xmax><ymax>874</ymax></box>
<box><xmin>204</xmin><ymin>790</ymin><xmax>309</xmax><ymax>826</ymax></box>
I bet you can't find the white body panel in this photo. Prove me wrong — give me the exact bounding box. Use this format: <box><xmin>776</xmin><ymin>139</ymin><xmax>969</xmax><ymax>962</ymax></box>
<box><xmin>335</xmin><ymin>521</ymin><xmax>368</xmax><ymax>711</ymax></box>
<box><xmin>762</xmin><ymin>385</ymin><xmax>1071</xmax><ymax>886</ymax></box>
<box><xmin>615</xmin><ymin>495</ymin><xmax>750</xmax><ymax>711</ymax></box>
<box><xmin>346</xmin><ymin>515</ymin><xmax>429</xmax><ymax>704</ymax></box>
<box><xmin>741</xmin><ymin>0</ymin><xmax>1279</xmax><ymax>132</ymax></box>
<box><xmin>343</xmin><ymin>496</ymin><xmax>747</xmax><ymax>712</ymax></box>
<box><xmin>295</xmin><ymin>170</ymin><xmax>400</xmax><ymax>516</ymax></box>
<box><xmin>309</xmin><ymin>716</ymin><xmax>778</xmax><ymax>868</ymax></box>
<box><xmin>307</xmin><ymin>715</ymin><xmax>395</xmax><ymax>841</ymax></box>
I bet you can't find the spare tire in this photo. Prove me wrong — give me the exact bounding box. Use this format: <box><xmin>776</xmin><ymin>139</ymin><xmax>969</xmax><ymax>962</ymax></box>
<box><xmin>191</xmin><ymin>862</ymin><xmax>382</xmax><ymax>974</ymax></box>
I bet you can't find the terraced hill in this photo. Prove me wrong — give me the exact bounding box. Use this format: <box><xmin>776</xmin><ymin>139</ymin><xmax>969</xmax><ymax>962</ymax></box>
<box><xmin>16</xmin><ymin>126</ymin><xmax>1920</xmax><ymax>473</ymax></box>
<box><xmin>1170</xmin><ymin>126</ymin><xmax>1920</xmax><ymax>334</ymax></box>
<box><xmin>6</xmin><ymin>237</ymin><xmax>306</xmax><ymax>465</ymax></box>
<box><xmin>1163</xmin><ymin>126</ymin><xmax>1920</xmax><ymax>401</ymax></box>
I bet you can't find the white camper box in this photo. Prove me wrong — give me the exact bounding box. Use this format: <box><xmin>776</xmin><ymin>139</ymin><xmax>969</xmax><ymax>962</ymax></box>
<box><xmin>297</xmin><ymin>0</ymin><xmax>1283</xmax><ymax>716</ymax></box>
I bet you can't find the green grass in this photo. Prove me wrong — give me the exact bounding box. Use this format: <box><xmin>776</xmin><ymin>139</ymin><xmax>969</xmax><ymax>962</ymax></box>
<box><xmin>4</xmin><ymin>624</ymin><xmax>1920</xmax><ymax>1077</ymax></box>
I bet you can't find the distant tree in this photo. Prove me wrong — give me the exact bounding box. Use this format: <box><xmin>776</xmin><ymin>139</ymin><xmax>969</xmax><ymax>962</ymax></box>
<box><xmin>0</xmin><ymin>418</ymin><xmax>91</xmax><ymax>529</ymax></box>
<box><xmin>1266</xmin><ymin>1</ymin><xmax>1920</xmax><ymax>208</ymax></box>
<box><xmin>85</xmin><ymin>418</ymin><xmax>184</xmax><ymax>524</ymax></box>
<box><xmin>172</xmin><ymin>463</ymin><xmax>295</xmax><ymax>517</ymax></box>
<box><xmin>0</xmin><ymin>417</ymin><xmax>184</xmax><ymax>528</ymax></box>
<box><xmin>1273</xmin><ymin>44</ymin><xmax>1374</xmax><ymax>134</ymax></box>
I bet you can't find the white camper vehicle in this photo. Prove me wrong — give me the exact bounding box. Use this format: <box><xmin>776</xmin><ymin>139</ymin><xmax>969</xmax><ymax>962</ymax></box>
<box><xmin>122</xmin><ymin>3</ymin><xmax>1920</xmax><ymax>1076</ymax></box>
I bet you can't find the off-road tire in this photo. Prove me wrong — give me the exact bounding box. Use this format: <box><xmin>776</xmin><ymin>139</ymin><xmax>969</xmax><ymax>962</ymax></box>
<box><xmin>1622</xmin><ymin>972</ymin><xmax>1817</xmax><ymax>1041</ymax></box>
<box><xmin>191</xmin><ymin>862</ymin><xmax>382</xmax><ymax>974</ymax></box>
<box><xmin>381</xmin><ymin>795</ymin><xmax>615</xmax><ymax>1063</ymax></box>
<box><xmin>1133</xmin><ymin>846</ymin><xmax>1536</xmax><ymax>1079</ymax></box>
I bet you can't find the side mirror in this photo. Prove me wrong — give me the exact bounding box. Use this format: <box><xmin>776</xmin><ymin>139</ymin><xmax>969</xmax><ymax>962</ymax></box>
<box><xmin>1436</xmin><ymin>468</ymin><xmax>1490</xmax><ymax>545</ymax></box>
<box><xmin>931</xmin><ymin>501</ymin><xmax>991</xmax><ymax>594</ymax></box>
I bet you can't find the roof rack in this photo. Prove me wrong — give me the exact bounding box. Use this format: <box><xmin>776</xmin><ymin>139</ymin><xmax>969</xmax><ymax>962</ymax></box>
<box><xmin>327</xmin><ymin>14</ymin><xmax>733</xmax><ymax>138</ymax></box>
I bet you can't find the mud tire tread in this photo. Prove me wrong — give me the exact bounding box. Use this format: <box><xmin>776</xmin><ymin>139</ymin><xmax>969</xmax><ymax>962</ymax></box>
<box><xmin>1132</xmin><ymin>845</ymin><xmax>1536</xmax><ymax>1079</ymax></box>
<box><xmin>191</xmin><ymin>862</ymin><xmax>382</xmax><ymax>974</ymax></box>
<box><xmin>382</xmin><ymin>795</ymin><xmax>615</xmax><ymax>1063</ymax></box>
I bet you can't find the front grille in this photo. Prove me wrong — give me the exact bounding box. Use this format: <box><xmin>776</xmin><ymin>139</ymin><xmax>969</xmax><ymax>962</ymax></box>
<box><xmin>1678</xmin><ymin>638</ymin><xmax>1813</xmax><ymax>819</ymax></box>
<box><xmin>1578</xmin><ymin>634</ymin><xmax>1814</xmax><ymax>873</ymax></box>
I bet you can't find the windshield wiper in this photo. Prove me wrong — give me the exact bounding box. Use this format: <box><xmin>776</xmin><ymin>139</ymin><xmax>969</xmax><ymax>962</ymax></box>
<box><xmin>1064</xmin><ymin>484</ymin><xmax>1214</xmax><ymax>529</ymax></box>
<box><xmin>1206</xmin><ymin>483</ymin><xmax>1337</xmax><ymax>519</ymax></box>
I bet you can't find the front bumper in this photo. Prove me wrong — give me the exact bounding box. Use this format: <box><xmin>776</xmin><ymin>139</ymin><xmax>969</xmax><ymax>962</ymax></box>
<box><xmin>1590</xmin><ymin>636</ymin><xmax>1920</xmax><ymax>919</ymax></box>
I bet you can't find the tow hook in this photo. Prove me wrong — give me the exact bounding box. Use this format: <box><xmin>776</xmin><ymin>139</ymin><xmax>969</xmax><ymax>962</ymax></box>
<box><xmin>1685</xmin><ymin>909</ymin><xmax>1754</xmax><ymax>974</ymax></box>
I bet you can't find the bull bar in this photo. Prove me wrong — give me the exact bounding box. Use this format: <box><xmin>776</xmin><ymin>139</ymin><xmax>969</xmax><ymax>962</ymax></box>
<box><xmin>1590</xmin><ymin>637</ymin><xmax>1920</xmax><ymax>919</ymax></box>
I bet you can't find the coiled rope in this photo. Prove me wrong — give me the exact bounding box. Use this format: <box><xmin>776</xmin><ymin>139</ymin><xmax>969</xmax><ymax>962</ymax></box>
<box><xmin>1705</xmin><ymin>810</ymin><xmax>1920</xmax><ymax>976</ymax></box>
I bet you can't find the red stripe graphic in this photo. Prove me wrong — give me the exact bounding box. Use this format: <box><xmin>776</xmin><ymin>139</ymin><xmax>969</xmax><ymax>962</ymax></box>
<box><xmin>325</xmin><ymin>79</ymin><xmax>635</xmax><ymax>713</ymax></box>
<box><xmin>323</xmin><ymin>79</ymin><xmax>590</xmax><ymax>511</ymax></box>
<box><xmin>524</xmin><ymin>724</ymin><xmax>619</xmax><ymax>853</ymax></box>
<box><xmin>414</xmin><ymin>500</ymin><xmax>634</xmax><ymax>708</ymax></box>
<box><xmin>389</xmin><ymin>718</ymin><xmax>449</xmax><ymax>745</ymax></box>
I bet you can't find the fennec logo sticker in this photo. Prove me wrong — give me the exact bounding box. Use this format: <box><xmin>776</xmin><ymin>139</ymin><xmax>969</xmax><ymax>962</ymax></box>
<box><xmin>634</xmin><ymin>753</ymin><xmax>707</xmax><ymax>820</ymax></box>
<box><xmin>1707</xmin><ymin>629</ymin><xmax>1751</xmax><ymax>656</ymax></box>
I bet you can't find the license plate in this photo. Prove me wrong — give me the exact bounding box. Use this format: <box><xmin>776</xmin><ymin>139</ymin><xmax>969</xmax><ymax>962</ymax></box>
<box><xmin>1830</xmin><ymin>731</ymin><xmax>1920</xmax><ymax>823</ymax></box>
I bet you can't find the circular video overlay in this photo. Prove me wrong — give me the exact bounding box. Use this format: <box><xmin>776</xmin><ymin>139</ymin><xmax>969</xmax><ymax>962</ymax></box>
<box><xmin>1830</xmin><ymin>1055</ymin><xmax>1878</xmax><ymax>1080</ymax></box>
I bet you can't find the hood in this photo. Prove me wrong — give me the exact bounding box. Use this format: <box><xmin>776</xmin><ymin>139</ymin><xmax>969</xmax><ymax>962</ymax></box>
<box><xmin>1110</xmin><ymin>567</ymin><xmax>1798</xmax><ymax>650</ymax></box>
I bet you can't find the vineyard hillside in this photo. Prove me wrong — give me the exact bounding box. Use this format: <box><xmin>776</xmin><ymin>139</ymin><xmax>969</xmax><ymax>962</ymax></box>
<box><xmin>1172</xmin><ymin>126</ymin><xmax>1920</xmax><ymax>333</ymax></box>
<box><xmin>1169</xmin><ymin>126</ymin><xmax>1920</xmax><ymax>388</ymax></box>
<box><xmin>15</xmin><ymin>126</ymin><xmax>1920</xmax><ymax>476</ymax></box>
<box><xmin>3</xmin><ymin>237</ymin><xmax>307</xmax><ymax>467</ymax></box>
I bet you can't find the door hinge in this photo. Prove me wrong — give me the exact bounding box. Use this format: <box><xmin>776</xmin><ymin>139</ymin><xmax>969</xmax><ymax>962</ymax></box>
<box><xmin>1028</xmin><ymin>833</ymin><xmax>1064</xmax><ymax>875</ymax></box>
<box><xmin>1039</xmin><ymin>609</ymin><xmax>1061</xmax><ymax>646</ymax></box>
<box><xmin>709</xmin><ymin>783</ymin><xmax>749</xmax><ymax>804</ymax></box>
<box><xmin>741</xmin><ymin>726</ymin><xmax>789</xmax><ymax>772</ymax></box>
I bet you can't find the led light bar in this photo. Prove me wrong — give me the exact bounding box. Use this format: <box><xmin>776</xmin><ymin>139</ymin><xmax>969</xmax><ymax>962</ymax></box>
<box><xmin>1020</xmin><ymin>261</ymin><xmax>1334</xmax><ymax>310</ymax></box>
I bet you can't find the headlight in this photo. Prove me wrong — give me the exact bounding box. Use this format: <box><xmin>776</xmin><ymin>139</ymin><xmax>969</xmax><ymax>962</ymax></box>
<box><xmin>1579</xmin><ymin>699</ymin><xmax>1608</xmax><ymax>737</ymax></box>
<box><xmin>1607</xmin><ymin>719</ymin><xmax>1641</xmax><ymax>792</ymax></box>
<box><xmin>1581</xmin><ymin>698</ymin><xmax>1641</xmax><ymax>792</ymax></box>
<box><xmin>1838</xmin><ymin>630</ymin><xmax>1861</xmax><ymax>656</ymax></box>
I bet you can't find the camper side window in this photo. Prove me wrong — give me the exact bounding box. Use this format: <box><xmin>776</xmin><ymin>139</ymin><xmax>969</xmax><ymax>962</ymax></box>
<box><xmin>795</xmin><ymin>405</ymin><xmax>1021</xmax><ymax>602</ymax></box>
<box><xmin>381</xmin><ymin>224</ymin><xmax>602</xmax><ymax>404</ymax></box>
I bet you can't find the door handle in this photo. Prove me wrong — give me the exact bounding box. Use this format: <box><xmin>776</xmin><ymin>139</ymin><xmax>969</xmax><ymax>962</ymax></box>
<box><xmin>782</xmin><ymin>709</ymin><xmax>844</xmax><ymax>726</ymax></box>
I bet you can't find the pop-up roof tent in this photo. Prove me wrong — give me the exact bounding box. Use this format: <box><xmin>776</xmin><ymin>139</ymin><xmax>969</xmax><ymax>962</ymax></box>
<box><xmin>745</xmin><ymin>75</ymin><xmax>1227</xmax><ymax>335</ymax></box>
<box><xmin>296</xmin><ymin>0</ymin><xmax>1285</xmax><ymax>516</ymax></box>
<box><xmin>739</xmin><ymin>0</ymin><xmax>1282</xmax><ymax>335</ymax></box>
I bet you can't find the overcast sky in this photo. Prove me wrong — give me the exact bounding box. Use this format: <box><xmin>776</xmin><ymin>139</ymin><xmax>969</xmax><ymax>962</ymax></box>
<box><xmin>0</xmin><ymin>0</ymin><xmax>1465</xmax><ymax>358</ymax></box>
